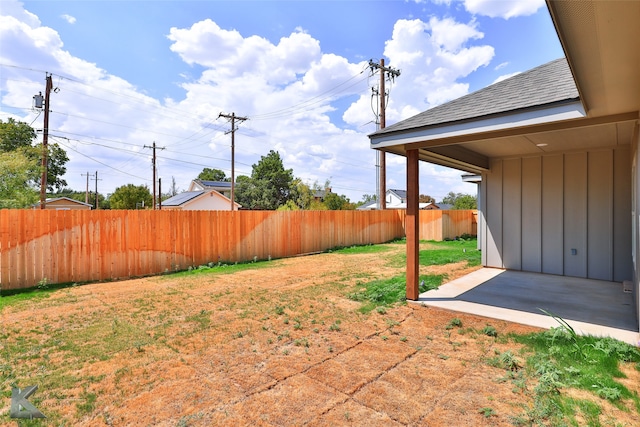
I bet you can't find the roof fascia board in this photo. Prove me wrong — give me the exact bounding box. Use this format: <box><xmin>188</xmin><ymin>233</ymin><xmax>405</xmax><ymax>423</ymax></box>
<box><xmin>371</xmin><ymin>101</ymin><xmax>585</xmax><ymax>149</ymax></box>
<box><xmin>403</xmin><ymin>111</ymin><xmax>638</xmax><ymax>151</ymax></box>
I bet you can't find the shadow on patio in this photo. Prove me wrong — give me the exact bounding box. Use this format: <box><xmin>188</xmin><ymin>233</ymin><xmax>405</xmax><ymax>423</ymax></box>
<box><xmin>412</xmin><ymin>268</ymin><xmax>639</xmax><ymax>345</ymax></box>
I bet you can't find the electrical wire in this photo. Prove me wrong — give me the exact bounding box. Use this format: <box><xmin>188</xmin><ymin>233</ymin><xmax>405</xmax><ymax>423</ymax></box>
<box><xmin>1</xmin><ymin>63</ymin><xmax>391</xmax><ymax>197</ymax></box>
<box><xmin>248</xmin><ymin>65</ymin><xmax>369</xmax><ymax>121</ymax></box>
<box><xmin>52</xmin><ymin>137</ymin><xmax>150</xmax><ymax>181</ymax></box>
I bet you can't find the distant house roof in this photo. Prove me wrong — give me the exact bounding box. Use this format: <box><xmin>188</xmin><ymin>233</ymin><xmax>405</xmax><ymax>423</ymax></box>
<box><xmin>435</xmin><ymin>203</ymin><xmax>453</xmax><ymax>210</ymax></box>
<box><xmin>162</xmin><ymin>189</ymin><xmax>241</xmax><ymax>210</ymax></box>
<box><xmin>162</xmin><ymin>191</ymin><xmax>205</xmax><ymax>207</ymax></box>
<box><xmin>313</xmin><ymin>187</ymin><xmax>332</xmax><ymax>200</ymax></box>
<box><xmin>389</xmin><ymin>189</ymin><xmax>407</xmax><ymax>200</ymax></box>
<box><xmin>193</xmin><ymin>179</ymin><xmax>231</xmax><ymax>189</ymax></box>
<box><xmin>356</xmin><ymin>200</ymin><xmax>377</xmax><ymax>210</ymax></box>
<box><xmin>33</xmin><ymin>197</ymin><xmax>93</xmax><ymax>210</ymax></box>
<box><xmin>371</xmin><ymin>58</ymin><xmax>578</xmax><ymax>138</ymax></box>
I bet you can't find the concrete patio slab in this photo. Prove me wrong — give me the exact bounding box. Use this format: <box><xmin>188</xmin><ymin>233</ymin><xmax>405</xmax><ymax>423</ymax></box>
<box><xmin>412</xmin><ymin>268</ymin><xmax>640</xmax><ymax>346</ymax></box>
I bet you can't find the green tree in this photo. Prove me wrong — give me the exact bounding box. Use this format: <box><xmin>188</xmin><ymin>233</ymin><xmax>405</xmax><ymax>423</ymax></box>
<box><xmin>0</xmin><ymin>149</ymin><xmax>39</xmax><ymax>208</ymax></box>
<box><xmin>453</xmin><ymin>194</ymin><xmax>477</xmax><ymax>209</ymax></box>
<box><xmin>0</xmin><ymin>118</ymin><xmax>36</xmax><ymax>152</ymax></box>
<box><xmin>441</xmin><ymin>191</ymin><xmax>477</xmax><ymax>209</ymax></box>
<box><xmin>235</xmin><ymin>150</ymin><xmax>295</xmax><ymax>210</ymax></box>
<box><xmin>0</xmin><ymin>118</ymin><xmax>69</xmax><ymax>191</ymax></box>
<box><xmin>36</xmin><ymin>142</ymin><xmax>69</xmax><ymax>191</ymax></box>
<box><xmin>323</xmin><ymin>192</ymin><xmax>354</xmax><ymax>210</ymax></box>
<box><xmin>419</xmin><ymin>194</ymin><xmax>436</xmax><ymax>203</ymax></box>
<box><xmin>109</xmin><ymin>184</ymin><xmax>153</xmax><ymax>209</ymax></box>
<box><xmin>198</xmin><ymin>168</ymin><xmax>228</xmax><ymax>182</ymax></box>
<box><xmin>280</xmin><ymin>179</ymin><xmax>315</xmax><ymax>210</ymax></box>
<box><xmin>441</xmin><ymin>191</ymin><xmax>459</xmax><ymax>205</ymax></box>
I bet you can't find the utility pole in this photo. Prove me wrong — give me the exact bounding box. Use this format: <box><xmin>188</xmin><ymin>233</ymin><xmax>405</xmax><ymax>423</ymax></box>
<box><xmin>144</xmin><ymin>142</ymin><xmax>165</xmax><ymax>210</ymax></box>
<box><xmin>81</xmin><ymin>172</ymin><xmax>95</xmax><ymax>204</ymax></box>
<box><xmin>91</xmin><ymin>171</ymin><xmax>102</xmax><ymax>210</ymax></box>
<box><xmin>218</xmin><ymin>112</ymin><xmax>248</xmax><ymax>211</ymax></box>
<box><xmin>158</xmin><ymin>178</ymin><xmax>162</xmax><ymax>210</ymax></box>
<box><xmin>38</xmin><ymin>75</ymin><xmax>53</xmax><ymax>209</ymax></box>
<box><xmin>369</xmin><ymin>59</ymin><xmax>400</xmax><ymax>210</ymax></box>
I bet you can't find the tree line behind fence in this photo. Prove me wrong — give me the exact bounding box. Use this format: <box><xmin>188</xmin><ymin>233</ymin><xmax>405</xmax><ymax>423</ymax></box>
<box><xmin>0</xmin><ymin>209</ymin><xmax>476</xmax><ymax>290</ymax></box>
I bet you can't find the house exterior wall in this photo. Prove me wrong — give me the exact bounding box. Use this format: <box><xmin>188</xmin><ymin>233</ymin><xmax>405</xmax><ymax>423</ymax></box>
<box><xmin>163</xmin><ymin>192</ymin><xmax>237</xmax><ymax>211</ymax></box>
<box><xmin>44</xmin><ymin>199</ymin><xmax>92</xmax><ymax>210</ymax></box>
<box><xmin>632</xmin><ymin>122</ymin><xmax>640</xmax><ymax>331</ymax></box>
<box><xmin>387</xmin><ymin>193</ymin><xmax>405</xmax><ymax>208</ymax></box>
<box><xmin>481</xmin><ymin>146</ymin><xmax>632</xmax><ymax>283</ymax></box>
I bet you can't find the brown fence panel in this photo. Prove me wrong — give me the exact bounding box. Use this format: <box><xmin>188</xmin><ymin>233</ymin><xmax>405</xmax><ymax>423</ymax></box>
<box><xmin>418</xmin><ymin>210</ymin><xmax>443</xmax><ymax>241</ymax></box>
<box><xmin>442</xmin><ymin>210</ymin><xmax>477</xmax><ymax>239</ymax></box>
<box><xmin>0</xmin><ymin>208</ymin><xmax>473</xmax><ymax>291</ymax></box>
<box><xmin>0</xmin><ymin>210</ymin><xmax>11</xmax><ymax>287</ymax></box>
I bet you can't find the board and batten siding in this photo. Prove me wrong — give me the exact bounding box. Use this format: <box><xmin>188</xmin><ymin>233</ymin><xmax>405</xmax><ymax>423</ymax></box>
<box><xmin>481</xmin><ymin>147</ymin><xmax>632</xmax><ymax>282</ymax></box>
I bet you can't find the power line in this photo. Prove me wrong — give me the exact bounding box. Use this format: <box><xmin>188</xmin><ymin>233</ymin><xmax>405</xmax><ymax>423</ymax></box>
<box><xmin>52</xmin><ymin>137</ymin><xmax>150</xmax><ymax>181</ymax></box>
<box><xmin>368</xmin><ymin>58</ymin><xmax>400</xmax><ymax>209</ymax></box>
<box><xmin>250</xmin><ymin>69</ymin><xmax>370</xmax><ymax>121</ymax></box>
<box><xmin>218</xmin><ymin>112</ymin><xmax>247</xmax><ymax>211</ymax></box>
<box><xmin>143</xmin><ymin>142</ymin><xmax>165</xmax><ymax>210</ymax></box>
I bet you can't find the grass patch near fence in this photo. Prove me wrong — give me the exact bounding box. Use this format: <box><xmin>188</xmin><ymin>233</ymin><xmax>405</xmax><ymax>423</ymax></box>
<box><xmin>0</xmin><ymin>287</ymin><xmax>53</xmax><ymax>309</ymax></box>
<box><xmin>328</xmin><ymin>243</ymin><xmax>392</xmax><ymax>255</ymax></box>
<box><xmin>167</xmin><ymin>258</ymin><xmax>274</xmax><ymax>279</ymax></box>
<box><xmin>0</xmin><ymin>279</ymin><xmax>81</xmax><ymax>309</ymax></box>
<box><xmin>347</xmin><ymin>274</ymin><xmax>444</xmax><ymax>313</ymax></box>
<box><xmin>419</xmin><ymin>239</ymin><xmax>481</xmax><ymax>267</ymax></box>
<box><xmin>348</xmin><ymin>238</ymin><xmax>478</xmax><ymax>313</ymax></box>
<box><xmin>389</xmin><ymin>238</ymin><xmax>481</xmax><ymax>268</ymax></box>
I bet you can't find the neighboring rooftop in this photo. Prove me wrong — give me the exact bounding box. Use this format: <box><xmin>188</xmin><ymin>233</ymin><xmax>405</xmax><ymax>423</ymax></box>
<box><xmin>371</xmin><ymin>58</ymin><xmax>578</xmax><ymax>136</ymax></box>
<box><xmin>389</xmin><ymin>189</ymin><xmax>407</xmax><ymax>200</ymax></box>
<box><xmin>162</xmin><ymin>191</ymin><xmax>205</xmax><ymax>207</ymax></box>
<box><xmin>195</xmin><ymin>180</ymin><xmax>232</xmax><ymax>189</ymax></box>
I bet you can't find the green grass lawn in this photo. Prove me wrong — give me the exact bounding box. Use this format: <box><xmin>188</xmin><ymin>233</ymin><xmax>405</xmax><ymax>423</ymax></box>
<box><xmin>348</xmin><ymin>238</ymin><xmax>480</xmax><ymax>313</ymax></box>
<box><xmin>387</xmin><ymin>238</ymin><xmax>481</xmax><ymax>268</ymax></box>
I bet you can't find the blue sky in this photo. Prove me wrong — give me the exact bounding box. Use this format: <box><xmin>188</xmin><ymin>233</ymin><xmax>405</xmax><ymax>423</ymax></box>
<box><xmin>0</xmin><ymin>0</ymin><xmax>563</xmax><ymax>203</ymax></box>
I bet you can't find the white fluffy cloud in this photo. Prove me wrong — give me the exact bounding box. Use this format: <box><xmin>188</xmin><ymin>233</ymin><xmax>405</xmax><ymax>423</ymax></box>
<box><xmin>1</xmin><ymin>0</ymin><xmax>491</xmax><ymax>202</ymax></box>
<box><xmin>463</xmin><ymin>0</ymin><xmax>545</xmax><ymax>19</ymax></box>
<box><xmin>61</xmin><ymin>14</ymin><xmax>76</xmax><ymax>24</ymax></box>
<box><xmin>344</xmin><ymin>16</ymin><xmax>494</xmax><ymax>127</ymax></box>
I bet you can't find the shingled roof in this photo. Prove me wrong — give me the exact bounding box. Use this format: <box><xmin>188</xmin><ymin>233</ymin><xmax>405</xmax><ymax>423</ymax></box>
<box><xmin>162</xmin><ymin>191</ymin><xmax>205</xmax><ymax>207</ymax></box>
<box><xmin>371</xmin><ymin>58</ymin><xmax>579</xmax><ymax>136</ymax></box>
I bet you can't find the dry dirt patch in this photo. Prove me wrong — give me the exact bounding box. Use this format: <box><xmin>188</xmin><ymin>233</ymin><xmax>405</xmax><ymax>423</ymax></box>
<box><xmin>2</xmin><ymin>243</ymin><xmax>633</xmax><ymax>426</ymax></box>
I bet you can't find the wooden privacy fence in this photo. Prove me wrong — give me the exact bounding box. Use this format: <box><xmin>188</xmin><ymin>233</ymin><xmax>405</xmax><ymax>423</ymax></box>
<box><xmin>0</xmin><ymin>209</ymin><xmax>476</xmax><ymax>291</ymax></box>
<box><xmin>419</xmin><ymin>209</ymin><xmax>478</xmax><ymax>241</ymax></box>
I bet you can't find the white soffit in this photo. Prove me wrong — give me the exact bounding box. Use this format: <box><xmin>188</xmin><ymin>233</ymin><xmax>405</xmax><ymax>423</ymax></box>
<box><xmin>548</xmin><ymin>0</ymin><xmax>640</xmax><ymax>117</ymax></box>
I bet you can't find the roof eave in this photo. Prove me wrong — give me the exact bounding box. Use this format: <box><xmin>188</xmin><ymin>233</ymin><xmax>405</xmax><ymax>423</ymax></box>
<box><xmin>370</xmin><ymin>99</ymin><xmax>584</xmax><ymax>149</ymax></box>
